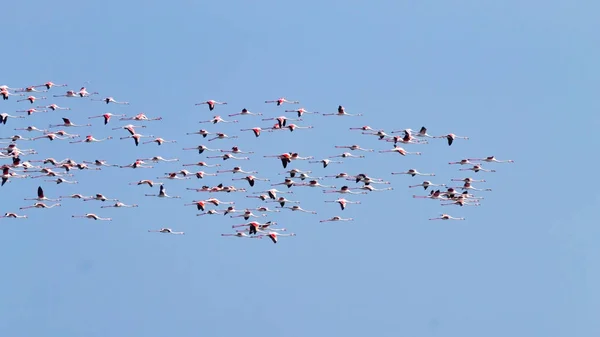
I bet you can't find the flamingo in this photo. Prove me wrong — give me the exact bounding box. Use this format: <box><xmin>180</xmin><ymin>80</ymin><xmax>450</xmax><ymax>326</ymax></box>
<box><xmin>441</xmin><ymin>199</ymin><xmax>481</xmax><ymax>207</ymax></box>
<box><xmin>45</xmin><ymin>178</ymin><xmax>78</xmax><ymax>184</ymax></box>
<box><xmin>378</xmin><ymin>145</ymin><xmax>421</xmax><ymax>156</ymax></box>
<box><xmin>34</xmin><ymin>82</ymin><xmax>68</xmax><ymax>90</ymax></box>
<box><xmin>323</xmin><ymin>185</ymin><xmax>368</xmax><ymax>195</ymax></box>
<box><xmin>70</xmin><ymin>135</ymin><xmax>113</xmax><ymax>144</ymax></box>
<box><xmin>265</xmin><ymin>97</ymin><xmax>300</xmax><ymax>106</ymax></box>
<box><xmin>240</xmin><ymin>127</ymin><xmax>268</xmax><ymax>137</ymax></box>
<box><xmin>208</xmin><ymin>133</ymin><xmax>238</xmax><ymax>141</ymax></box>
<box><xmin>449</xmin><ymin>159</ymin><xmax>478</xmax><ymax>165</ymax></box>
<box><xmin>15</xmin><ymin>86</ymin><xmax>48</xmax><ymax>93</ymax></box>
<box><xmin>112</xmin><ymin>124</ymin><xmax>146</xmax><ymax>135</ymax></box>
<box><xmin>450</xmin><ymin>182</ymin><xmax>492</xmax><ymax>192</ymax></box>
<box><xmin>320</xmin><ymin>216</ymin><xmax>354</xmax><ymax>223</ymax></box>
<box><xmin>262</xmin><ymin>116</ymin><xmax>302</xmax><ymax>128</ymax></box>
<box><xmin>229</xmin><ymin>108</ymin><xmax>263</xmax><ymax>117</ymax></box>
<box><xmin>271</xmin><ymin>178</ymin><xmax>296</xmax><ymax>189</ymax></box>
<box><xmin>408</xmin><ymin>181</ymin><xmax>446</xmax><ymax>190</ymax></box>
<box><xmin>459</xmin><ymin>165</ymin><xmax>496</xmax><ymax>173</ymax></box>
<box><xmin>195</xmin><ymin>100</ymin><xmax>227</xmax><ymax>111</ymax></box>
<box><xmin>83</xmin><ymin>194</ymin><xmax>119</xmax><ymax>202</ymax></box>
<box><xmin>38</xmin><ymin>104</ymin><xmax>71</xmax><ymax>111</ymax></box>
<box><xmin>100</xmin><ymin>202</ymin><xmax>139</xmax><ymax>208</ymax></box>
<box><xmin>297</xmin><ymin>180</ymin><xmax>335</xmax><ymax>189</ymax></box>
<box><xmin>284</xmin><ymin>108</ymin><xmax>319</xmax><ymax>118</ymax></box>
<box><xmin>120</xmin><ymin>160</ymin><xmax>153</xmax><ymax>169</ymax></box>
<box><xmin>59</xmin><ymin>194</ymin><xmax>92</xmax><ymax>199</ymax></box>
<box><xmin>49</xmin><ymin>117</ymin><xmax>91</xmax><ymax>128</ymax></box>
<box><xmin>308</xmin><ymin>159</ymin><xmax>343</xmax><ymax>168</ymax></box>
<box><xmin>142</xmin><ymin>137</ymin><xmax>177</xmax><ymax>146</ymax></box>
<box><xmin>119</xmin><ymin>133</ymin><xmax>153</xmax><ymax>146</ymax></box>
<box><xmin>89</xmin><ymin>113</ymin><xmax>126</xmax><ymax>125</ymax></box>
<box><xmin>280</xmin><ymin>168</ymin><xmax>312</xmax><ymax>178</ymax></box>
<box><xmin>429</xmin><ymin>214</ymin><xmax>465</xmax><ymax>221</ymax></box>
<box><xmin>16</xmin><ymin>108</ymin><xmax>48</xmax><ymax>116</ymax></box>
<box><xmin>186</xmin><ymin>129</ymin><xmax>212</xmax><ymax>137</ymax></box>
<box><xmin>391</xmin><ymin>169</ymin><xmax>435</xmax><ymax>177</ymax></box>
<box><xmin>0</xmin><ymin>212</ymin><xmax>28</xmax><ymax>219</ymax></box>
<box><xmin>207</xmin><ymin>153</ymin><xmax>250</xmax><ymax>161</ymax></box>
<box><xmin>276</xmin><ymin>205</ymin><xmax>317</xmax><ymax>214</ymax></box>
<box><xmin>145</xmin><ymin>185</ymin><xmax>181</xmax><ymax>199</ymax></box>
<box><xmin>334</xmin><ymin>144</ymin><xmax>374</xmax><ymax>152</ymax></box>
<box><xmin>1</xmin><ymin>89</ymin><xmax>24</xmax><ymax>100</ymax></box>
<box><xmin>216</xmin><ymin>166</ymin><xmax>256</xmax><ymax>174</ymax></box>
<box><xmin>129</xmin><ymin>179</ymin><xmax>162</xmax><ymax>187</ymax></box>
<box><xmin>0</xmin><ymin>113</ymin><xmax>25</xmax><ymax>125</ymax></box>
<box><xmin>158</xmin><ymin>172</ymin><xmax>191</xmax><ymax>181</ymax></box>
<box><xmin>17</xmin><ymin>95</ymin><xmax>47</xmax><ymax>104</ymax></box>
<box><xmin>20</xmin><ymin>202</ymin><xmax>61</xmax><ymax>210</ymax></box>
<box><xmin>466</xmin><ymin>156</ymin><xmax>514</xmax><ymax>163</ymax></box>
<box><xmin>324</xmin><ymin>198</ymin><xmax>360</xmax><ymax>211</ymax></box>
<box><xmin>450</xmin><ymin>177</ymin><xmax>486</xmax><ymax>183</ymax></box>
<box><xmin>352</xmin><ymin>184</ymin><xmax>393</xmax><ymax>192</ymax></box>
<box><xmin>32</xmin><ymin>133</ymin><xmax>70</xmax><ymax>141</ymax></box>
<box><xmin>329</xmin><ymin>152</ymin><xmax>365</xmax><ymax>159</ymax></box>
<box><xmin>25</xmin><ymin>186</ymin><xmax>61</xmax><ymax>202</ymax></box>
<box><xmin>199</xmin><ymin>115</ymin><xmax>238</xmax><ymax>124</ymax></box>
<box><xmin>72</xmin><ymin>213</ymin><xmax>113</xmax><ymax>221</ymax></box>
<box><xmin>82</xmin><ymin>159</ymin><xmax>119</xmax><ymax>167</ymax></box>
<box><xmin>91</xmin><ymin>97</ymin><xmax>129</xmax><ymax>105</ymax></box>
<box><xmin>435</xmin><ymin>133</ymin><xmax>469</xmax><ymax>146</ymax></box>
<box><xmin>148</xmin><ymin>228</ymin><xmax>185</xmax><ymax>235</ymax></box>
<box><xmin>257</xmin><ymin>232</ymin><xmax>297</xmax><ymax>244</ymax></box>
<box><xmin>183</xmin><ymin>144</ymin><xmax>218</xmax><ymax>154</ymax></box>
<box><xmin>232</xmin><ymin>175</ymin><xmax>270</xmax><ymax>187</ymax></box>
<box><xmin>221</xmin><ymin>146</ymin><xmax>254</xmax><ymax>154</ymax></box>
<box><xmin>286</xmin><ymin>123</ymin><xmax>313</xmax><ymax>132</ymax></box>
<box><xmin>221</xmin><ymin>232</ymin><xmax>262</xmax><ymax>239</ymax></box>
<box><xmin>140</xmin><ymin>156</ymin><xmax>179</xmax><ymax>163</ymax></box>
<box><xmin>14</xmin><ymin>126</ymin><xmax>47</xmax><ymax>133</ymax></box>
<box><xmin>119</xmin><ymin>113</ymin><xmax>162</xmax><ymax>122</ymax></box>
<box><xmin>322</xmin><ymin>105</ymin><xmax>363</xmax><ymax>116</ymax></box>
<box><xmin>183</xmin><ymin>161</ymin><xmax>221</xmax><ymax>168</ymax></box>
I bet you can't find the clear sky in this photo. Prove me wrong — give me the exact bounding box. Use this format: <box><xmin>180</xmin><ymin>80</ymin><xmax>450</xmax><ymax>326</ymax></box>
<box><xmin>0</xmin><ymin>1</ymin><xmax>598</xmax><ymax>336</ymax></box>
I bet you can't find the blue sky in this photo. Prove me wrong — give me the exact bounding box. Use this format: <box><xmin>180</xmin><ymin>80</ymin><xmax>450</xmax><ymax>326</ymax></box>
<box><xmin>1</xmin><ymin>1</ymin><xmax>599</xmax><ymax>336</ymax></box>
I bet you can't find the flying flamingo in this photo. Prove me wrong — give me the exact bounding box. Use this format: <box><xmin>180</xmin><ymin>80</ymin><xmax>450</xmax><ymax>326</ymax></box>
<box><xmin>451</xmin><ymin>177</ymin><xmax>486</xmax><ymax>183</ymax></box>
<box><xmin>329</xmin><ymin>152</ymin><xmax>365</xmax><ymax>159</ymax></box>
<box><xmin>207</xmin><ymin>153</ymin><xmax>250</xmax><ymax>161</ymax></box>
<box><xmin>89</xmin><ymin>113</ymin><xmax>126</xmax><ymax>125</ymax></box>
<box><xmin>195</xmin><ymin>100</ymin><xmax>227</xmax><ymax>111</ymax></box>
<box><xmin>221</xmin><ymin>232</ymin><xmax>262</xmax><ymax>239</ymax></box>
<box><xmin>145</xmin><ymin>185</ymin><xmax>181</xmax><ymax>199</ymax></box>
<box><xmin>70</xmin><ymin>135</ymin><xmax>112</xmax><ymax>144</ymax></box>
<box><xmin>16</xmin><ymin>108</ymin><xmax>47</xmax><ymax>116</ymax></box>
<box><xmin>15</xmin><ymin>86</ymin><xmax>48</xmax><ymax>93</ymax></box>
<box><xmin>32</xmin><ymin>133</ymin><xmax>71</xmax><ymax>141</ymax></box>
<box><xmin>297</xmin><ymin>180</ymin><xmax>335</xmax><ymax>189</ymax></box>
<box><xmin>142</xmin><ymin>137</ymin><xmax>177</xmax><ymax>146</ymax></box>
<box><xmin>82</xmin><ymin>159</ymin><xmax>119</xmax><ymax>167</ymax></box>
<box><xmin>183</xmin><ymin>144</ymin><xmax>218</xmax><ymax>154</ymax></box>
<box><xmin>129</xmin><ymin>179</ymin><xmax>162</xmax><ymax>187</ymax></box>
<box><xmin>34</xmin><ymin>82</ymin><xmax>68</xmax><ymax>90</ymax></box>
<box><xmin>183</xmin><ymin>161</ymin><xmax>221</xmax><ymax>168</ymax></box>
<box><xmin>459</xmin><ymin>165</ymin><xmax>496</xmax><ymax>173</ymax></box>
<box><xmin>113</xmin><ymin>124</ymin><xmax>146</xmax><ymax>135</ymax></box>
<box><xmin>186</xmin><ymin>129</ymin><xmax>212</xmax><ymax>138</ymax></box>
<box><xmin>261</xmin><ymin>116</ymin><xmax>302</xmax><ymax>128</ymax></box>
<box><xmin>119</xmin><ymin>160</ymin><xmax>153</xmax><ymax>169</ymax></box>
<box><xmin>14</xmin><ymin>126</ymin><xmax>47</xmax><ymax>133</ymax></box>
<box><xmin>229</xmin><ymin>108</ymin><xmax>262</xmax><ymax>117</ymax></box>
<box><xmin>449</xmin><ymin>159</ymin><xmax>479</xmax><ymax>166</ymax></box>
<box><xmin>257</xmin><ymin>232</ymin><xmax>297</xmax><ymax>244</ymax></box>
<box><xmin>208</xmin><ymin>133</ymin><xmax>238</xmax><ymax>141</ymax></box>
<box><xmin>120</xmin><ymin>133</ymin><xmax>153</xmax><ymax>146</ymax></box>
<box><xmin>45</xmin><ymin>178</ymin><xmax>78</xmax><ymax>184</ymax></box>
<box><xmin>158</xmin><ymin>172</ymin><xmax>191</xmax><ymax>181</ymax></box>
<box><xmin>232</xmin><ymin>175</ymin><xmax>270</xmax><ymax>187</ymax></box>
<box><xmin>0</xmin><ymin>212</ymin><xmax>28</xmax><ymax>219</ymax></box>
<box><xmin>353</xmin><ymin>174</ymin><xmax>389</xmax><ymax>185</ymax></box>
<box><xmin>20</xmin><ymin>202</ymin><xmax>61</xmax><ymax>210</ymax></box>
<box><xmin>320</xmin><ymin>216</ymin><xmax>354</xmax><ymax>223</ymax></box>
<box><xmin>1</xmin><ymin>113</ymin><xmax>25</xmax><ymax>125</ymax></box>
<box><xmin>39</xmin><ymin>104</ymin><xmax>71</xmax><ymax>111</ymax></box>
<box><xmin>334</xmin><ymin>144</ymin><xmax>374</xmax><ymax>152</ymax></box>
<box><xmin>466</xmin><ymin>156</ymin><xmax>514</xmax><ymax>163</ymax></box>
<box><xmin>149</xmin><ymin>228</ymin><xmax>185</xmax><ymax>235</ymax></box>
<box><xmin>17</xmin><ymin>95</ymin><xmax>47</xmax><ymax>104</ymax></box>
<box><xmin>91</xmin><ymin>97</ymin><xmax>129</xmax><ymax>104</ymax></box>
<box><xmin>441</xmin><ymin>199</ymin><xmax>481</xmax><ymax>207</ymax></box>
<box><xmin>264</xmin><ymin>153</ymin><xmax>292</xmax><ymax>169</ymax></box>
<box><xmin>191</xmin><ymin>171</ymin><xmax>218</xmax><ymax>179</ymax></box>
<box><xmin>184</xmin><ymin>201</ymin><xmax>207</xmax><ymax>211</ymax></box>
<box><xmin>265</xmin><ymin>97</ymin><xmax>299</xmax><ymax>106</ymax></box>
<box><xmin>450</xmin><ymin>182</ymin><xmax>492</xmax><ymax>192</ymax></box>
<box><xmin>280</xmin><ymin>168</ymin><xmax>312</xmax><ymax>178</ymax></box>
<box><xmin>100</xmin><ymin>202</ymin><xmax>139</xmax><ymax>208</ymax></box>
<box><xmin>379</xmin><ymin>145</ymin><xmax>421</xmax><ymax>156</ymax></box>
<box><xmin>285</xmin><ymin>123</ymin><xmax>313</xmax><ymax>132</ymax></box>
<box><xmin>435</xmin><ymin>133</ymin><xmax>469</xmax><ymax>146</ymax></box>
<box><xmin>408</xmin><ymin>181</ymin><xmax>446</xmax><ymax>190</ymax></box>
<box><xmin>119</xmin><ymin>113</ymin><xmax>162</xmax><ymax>121</ymax></box>
<box><xmin>284</xmin><ymin>108</ymin><xmax>319</xmax><ymax>118</ymax></box>
<box><xmin>322</xmin><ymin>105</ymin><xmax>362</xmax><ymax>116</ymax></box>
<box><xmin>413</xmin><ymin>190</ymin><xmax>448</xmax><ymax>200</ymax></box>
<box><xmin>308</xmin><ymin>159</ymin><xmax>343</xmax><ymax>168</ymax></box>
<box><xmin>59</xmin><ymin>194</ymin><xmax>92</xmax><ymax>199</ymax></box>
<box><xmin>352</xmin><ymin>184</ymin><xmax>393</xmax><ymax>192</ymax></box>
<box><xmin>72</xmin><ymin>213</ymin><xmax>112</xmax><ymax>221</ymax></box>
<box><xmin>199</xmin><ymin>115</ymin><xmax>238</xmax><ymax>124</ymax></box>
<box><xmin>429</xmin><ymin>214</ymin><xmax>465</xmax><ymax>221</ymax></box>
<box><xmin>1</xmin><ymin>89</ymin><xmax>24</xmax><ymax>100</ymax></box>
<box><xmin>25</xmin><ymin>186</ymin><xmax>61</xmax><ymax>202</ymax></box>
<box><xmin>323</xmin><ymin>185</ymin><xmax>368</xmax><ymax>195</ymax></box>
<box><xmin>83</xmin><ymin>194</ymin><xmax>118</xmax><ymax>202</ymax></box>
<box><xmin>276</xmin><ymin>205</ymin><xmax>317</xmax><ymax>214</ymax></box>
<box><xmin>240</xmin><ymin>127</ymin><xmax>269</xmax><ymax>137</ymax></box>
<box><xmin>256</xmin><ymin>188</ymin><xmax>294</xmax><ymax>200</ymax></box>
<box><xmin>391</xmin><ymin>169</ymin><xmax>435</xmax><ymax>177</ymax></box>
<box><xmin>139</xmin><ymin>156</ymin><xmax>179</xmax><ymax>163</ymax></box>
<box><xmin>49</xmin><ymin>117</ymin><xmax>91</xmax><ymax>128</ymax></box>
<box><xmin>324</xmin><ymin>198</ymin><xmax>360</xmax><ymax>210</ymax></box>
<box><xmin>271</xmin><ymin>178</ymin><xmax>296</xmax><ymax>189</ymax></box>
<box><xmin>221</xmin><ymin>146</ymin><xmax>254</xmax><ymax>154</ymax></box>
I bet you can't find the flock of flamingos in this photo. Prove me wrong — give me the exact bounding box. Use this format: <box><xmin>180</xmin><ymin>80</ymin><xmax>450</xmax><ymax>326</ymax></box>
<box><xmin>0</xmin><ymin>82</ymin><xmax>514</xmax><ymax>244</ymax></box>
